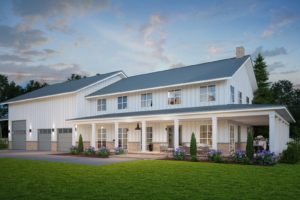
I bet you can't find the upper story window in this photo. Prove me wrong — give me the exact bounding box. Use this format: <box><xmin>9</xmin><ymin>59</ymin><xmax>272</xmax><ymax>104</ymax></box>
<box><xmin>168</xmin><ymin>89</ymin><xmax>181</xmax><ymax>105</ymax></box>
<box><xmin>97</xmin><ymin>99</ymin><xmax>106</xmax><ymax>111</ymax></box>
<box><xmin>200</xmin><ymin>85</ymin><xmax>216</xmax><ymax>102</ymax></box>
<box><xmin>141</xmin><ymin>93</ymin><xmax>153</xmax><ymax>107</ymax></box>
<box><xmin>246</xmin><ymin>96</ymin><xmax>250</xmax><ymax>104</ymax></box>
<box><xmin>238</xmin><ymin>91</ymin><xmax>242</xmax><ymax>104</ymax></box>
<box><xmin>118</xmin><ymin>96</ymin><xmax>127</xmax><ymax>109</ymax></box>
<box><xmin>230</xmin><ymin>86</ymin><xmax>235</xmax><ymax>103</ymax></box>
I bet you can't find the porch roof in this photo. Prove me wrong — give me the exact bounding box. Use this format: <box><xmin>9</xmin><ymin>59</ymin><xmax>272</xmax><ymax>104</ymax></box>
<box><xmin>68</xmin><ymin>104</ymin><xmax>295</xmax><ymax>123</ymax></box>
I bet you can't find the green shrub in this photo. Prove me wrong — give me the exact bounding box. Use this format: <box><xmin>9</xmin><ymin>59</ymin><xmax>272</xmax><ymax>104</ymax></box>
<box><xmin>280</xmin><ymin>142</ymin><xmax>300</xmax><ymax>164</ymax></box>
<box><xmin>78</xmin><ymin>134</ymin><xmax>84</xmax><ymax>153</ymax></box>
<box><xmin>208</xmin><ymin>150</ymin><xmax>222</xmax><ymax>163</ymax></box>
<box><xmin>174</xmin><ymin>147</ymin><xmax>186</xmax><ymax>160</ymax></box>
<box><xmin>84</xmin><ymin>146</ymin><xmax>96</xmax><ymax>156</ymax></box>
<box><xmin>190</xmin><ymin>132</ymin><xmax>197</xmax><ymax>161</ymax></box>
<box><xmin>70</xmin><ymin>146</ymin><xmax>78</xmax><ymax>155</ymax></box>
<box><xmin>232</xmin><ymin>150</ymin><xmax>251</xmax><ymax>164</ymax></box>
<box><xmin>0</xmin><ymin>139</ymin><xmax>8</xmax><ymax>149</ymax></box>
<box><xmin>246</xmin><ymin>131</ymin><xmax>254</xmax><ymax>160</ymax></box>
<box><xmin>97</xmin><ymin>147</ymin><xmax>110</xmax><ymax>158</ymax></box>
<box><xmin>254</xmin><ymin>150</ymin><xmax>278</xmax><ymax>166</ymax></box>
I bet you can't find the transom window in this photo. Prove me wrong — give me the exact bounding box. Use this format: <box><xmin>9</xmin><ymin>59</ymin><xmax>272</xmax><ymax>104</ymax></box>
<box><xmin>146</xmin><ymin>127</ymin><xmax>153</xmax><ymax>150</ymax></box>
<box><xmin>141</xmin><ymin>93</ymin><xmax>153</xmax><ymax>107</ymax></box>
<box><xmin>97</xmin><ymin>99</ymin><xmax>106</xmax><ymax>111</ymax></box>
<box><xmin>97</xmin><ymin>128</ymin><xmax>107</xmax><ymax>148</ymax></box>
<box><xmin>200</xmin><ymin>125</ymin><xmax>212</xmax><ymax>147</ymax></box>
<box><xmin>200</xmin><ymin>85</ymin><xmax>216</xmax><ymax>102</ymax></box>
<box><xmin>57</xmin><ymin>128</ymin><xmax>72</xmax><ymax>134</ymax></box>
<box><xmin>238</xmin><ymin>91</ymin><xmax>242</xmax><ymax>104</ymax></box>
<box><xmin>168</xmin><ymin>89</ymin><xmax>181</xmax><ymax>105</ymax></box>
<box><xmin>38</xmin><ymin>129</ymin><xmax>51</xmax><ymax>134</ymax></box>
<box><xmin>118</xmin><ymin>128</ymin><xmax>128</xmax><ymax>149</ymax></box>
<box><xmin>118</xmin><ymin>96</ymin><xmax>127</xmax><ymax>110</ymax></box>
<box><xmin>230</xmin><ymin>86</ymin><xmax>235</xmax><ymax>103</ymax></box>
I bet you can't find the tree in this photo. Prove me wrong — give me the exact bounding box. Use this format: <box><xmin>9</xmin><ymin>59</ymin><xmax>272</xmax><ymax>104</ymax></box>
<box><xmin>252</xmin><ymin>54</ymin><xmax>273</xmax><ymax>104</ymax></box>
<box><xmin>24</xmin><ymin>80</ymin><xmax>48</xmax><ymax>93</ymax></box>
<box><xmin>246</xmin><ymin>130</ymin><xmax>254</xmax><ymax>160</ymax></box>
<box><xmin>78</xmin><ymin>134</ymin><xmax>84</xmax><ymax>153</ymax></box>
<box><xmin>190</xmin><ymin>132</ymin><xmax>197</xmax><ymax>161</ymax></box>
<box><xmin>67</xmin><ymin>74</ymin><xmax>86</xmax><ymax>81</ymax></box>
<box><xmin>271</xmin><ymin>80</ymin><xmax>294</xmax><ymax>105</ymax></box>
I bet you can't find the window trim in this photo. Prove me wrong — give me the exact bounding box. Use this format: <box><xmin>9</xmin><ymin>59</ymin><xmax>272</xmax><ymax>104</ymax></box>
<box><xmin>168</xmin><ymin>89</ymin><xmax>182</xmax><ymax>105</ymax></box>
<box><xmin>97</xmin><ymin>128</ymin><xmax>107</xmax><ymax>148</ymax></box>
<box><xmin>238</xmin><ymin>91</ymin><xmax>242</xmax><ymax>104</ymax></box>
<box><xmin>230</xmin><ymin>85</ymin><xmax>235</xmax><ymax>104</ymax></box>
<box><xmin>246</xmin><ymin>96</ymin><xmax>250</xmax><ymax>104</ymax></box>
<box><xmin>199</xmin><ymin>124</ymin><xmax>212</xmax><ymax>147</ymax></box>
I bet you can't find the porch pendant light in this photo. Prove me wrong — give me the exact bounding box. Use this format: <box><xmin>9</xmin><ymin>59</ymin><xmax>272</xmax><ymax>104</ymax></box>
<box><xmin>135</xmin><ymin>123</ymin><xmax>141</xmax><ymax>130</ymax></box>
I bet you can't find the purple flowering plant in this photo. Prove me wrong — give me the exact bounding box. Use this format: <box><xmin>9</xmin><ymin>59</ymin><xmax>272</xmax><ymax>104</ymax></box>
<box><xmin>115</xmin><ymin>147</ymin><xmax>125</xmax><ymax>155</ymax></box>
<box><xmin>174</xmin><ymin>147</ymin><xmax>186</xmax><ymax>160</ymax></box>
<box><xmin>84</xmin><ymin>146</ymin><xmax>96</xmax><ymax>156</ymax></box>
<box><xmin>96</xmin><ymin>147</ymin><xmax>110</xmax><ymax>158</ymax></box>
<box><xmin>70</xmin><ymin>146</ymin><xmax>78</xmax><ymax>155</ymax></box>
<box><xmin>208</xmin><ymin>149</ymin><xmax>223</xmax><ymax>163</ymax></box>
<box><xmin>254</xmin><ymin>150</ymin><xmax>278</xmax><ymax>166</ymax></box>
<box><xmin>232</xmin><ymin>150</ymin><xmax>250</xmax><ymax>164</ymax></box>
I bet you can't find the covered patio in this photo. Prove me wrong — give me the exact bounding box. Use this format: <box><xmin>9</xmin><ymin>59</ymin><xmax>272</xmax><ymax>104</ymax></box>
<box><xmin>68</xmin><ymin>104</ymin><xmax>295</xmax><ymax>155</ymax></box>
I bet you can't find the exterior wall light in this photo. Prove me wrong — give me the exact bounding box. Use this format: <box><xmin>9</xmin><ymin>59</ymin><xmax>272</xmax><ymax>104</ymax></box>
<box><xmin>51</xmin><ymin>128</ymin><xmax>54</xmax><ymax>132</ymax></box>
<box><xmin>29</xmin><ymin>129</ymin><xmax>32</xmax><ymax>133</ymax></box>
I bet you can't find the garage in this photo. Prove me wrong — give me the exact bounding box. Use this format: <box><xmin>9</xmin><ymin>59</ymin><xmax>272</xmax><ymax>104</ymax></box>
<box><xmin>38</xmin><ymin>129</ymin><xmax>51</xmax><ymax>151</ymax></box>
<box><xmin>11</xmin><ymin>120</ymin><xmax>26</xmax><ymax>150</ymax></box>
<box><xmin>57</xmin><ymin>128</ymin><xmax>72</xmax><ymax>152</ymax></box>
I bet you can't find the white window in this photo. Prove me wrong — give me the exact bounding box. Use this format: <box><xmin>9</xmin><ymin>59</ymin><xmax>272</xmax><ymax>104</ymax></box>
<box><xmin>146</xmin><ymin>127</ymin><xmax>153</xmax><ymax>150</ymax></box>
<box><xmin>168</xmin><ymin>89</ymin><xmax>181</xmax><ymax>105</ymax></box>
<box><xmin>200</xmin><ymin>85</ymin><xmax>216</xmax><ymax>102</ymax></box>
<box><xmin>230</xmin><ymin>86</ymin><xmax>235</xmax><ymax>103</ymax></box>
<box><xmin>200</xmin><ymin>124</ymin><xmax>212</xmax><ymax>147</ymax></box>
<box><xmin>97</xmin><ymin>99</ymin><xmax>106</xmax><ymax>111</ymax></box>
<box><xmin>238</xmin><ymin>91</ymin><xmax>242</xmax><ymax>104</ymax></box>
<box><xmin>97</xmin><ymin>128</ymin><xmax>107</xmax><ymax>148</ymax></box>
<box><xmin>246</xmin><ymin>96</ymin><xmax>250</xmax><ymax>104</ymax></box>
<box><xmin>141</xmin><ymin>93</ymin><xmax>153</xmax><ymax>107</ymax></box>
<box><xmin>118</xmin><ymin>128</ymin><xmax>128</xmax><ymax>149</ymax></box>
<box><xmin>118</xmin><ymin>96</ymin><xmax>127</xmax><ymax>109</ymax></box>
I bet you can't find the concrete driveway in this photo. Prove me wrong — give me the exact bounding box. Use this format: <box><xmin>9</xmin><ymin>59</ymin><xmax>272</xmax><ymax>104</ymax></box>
<box><xmin>0</xmin><ymin>150</ymin><xmax>138</xmax><ymax>166</ymax></box>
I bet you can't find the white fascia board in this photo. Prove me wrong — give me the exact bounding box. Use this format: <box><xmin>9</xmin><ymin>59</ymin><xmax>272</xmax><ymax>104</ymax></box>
<box><xmin>3</xmin><ymin>72</ymin><xmax>126</xmax><ymax>105</ymax></box>
<box><xmin>85</xmin><ymin>77</ymin><xmax>230</xmax><ymax>99</ymax></box>
<box><xmin>69</xmin><ymin>106</ymin><xmax>294</xmax><ymax>124</ymax></box>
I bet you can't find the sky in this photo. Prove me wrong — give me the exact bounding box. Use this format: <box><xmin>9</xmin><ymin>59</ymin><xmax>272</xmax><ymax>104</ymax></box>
<box><xmin>0</xmin><ymin>0</ymin><xmax>300</xmax><ymax>87</ymax></box>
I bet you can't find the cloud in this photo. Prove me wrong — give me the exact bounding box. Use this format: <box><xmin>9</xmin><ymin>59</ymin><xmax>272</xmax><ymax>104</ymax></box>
<box><xmin>169</xmin><ymin>62</ymin><xmax>185</xmax><ymax>69</ymax></box>
<box><xmin>208</xmin><ymin>45</ymin><xmax>222</xmax><ymax>56</ymax></box>
<box><xmin>0</xmin><ymin>25</ymin><xmax>48</xmax><ymax>50</ymax></box>
<box><xmin>140</xmin><ymin>14</ymin><xmax>170</xmax><ymax>62</ymax></box>
<box><xmin>280</xmin><ymin>69</ymin><xmax>299</xmax><ymax>74</ymax></box>
<box><xmin>268</xmin><ymin>62</ymin><xmax>285</xmax><ymax>73</ymax></box>
<box><xmin>252</xmin><ymin>46</ymin><xmax>287</xmax><ymax>58</ymax></box>
<box><xmin>262</xmin><ymin>9</ymin><xmax>297</xmax><ymax>38</ymax></box>
<box><xmin>21</xmin><ymin>49</ymin><xmax>59</xmax><ymax>59</ymax></box>
<box><xmin>12</xmin><ymin>0</ymin><xmax>110</xmax><ymax>32</ymax></box>
<box><xmin>0</xmin><ymin>54</ymin><xmax>31</xmax><ymax>62</ymax></box>
<box><xmin>0</xmin><ymin>62</ymin><xmax>89</xmax><ymax>84</ymax></box>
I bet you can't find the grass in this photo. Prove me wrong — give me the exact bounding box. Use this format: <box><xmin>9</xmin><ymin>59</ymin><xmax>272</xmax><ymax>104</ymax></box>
<box><xmin>0</xmin><ymin>158</ymin><xmax>300</xmax><ymax>200</ymax></box>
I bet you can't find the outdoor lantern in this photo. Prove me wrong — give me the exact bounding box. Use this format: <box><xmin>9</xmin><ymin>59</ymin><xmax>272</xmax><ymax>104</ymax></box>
<box><xmin>135</xmin><ymin>123</ymin><xmax>141</xmax><ymax>130</ymax></box>
<box><xmin>8</xmin><ymin>129</ymin><xmax>10</xmax><ymax>133</ymax></box>
<box><xmin>29</xmin><ymin>129</ymin><xmax>32</xmax><ymax>133</ymax></box>
<box><xmin>51</xmin><ymin>128</ymin><xmax>54</xmax><ymax>132</ymax></box>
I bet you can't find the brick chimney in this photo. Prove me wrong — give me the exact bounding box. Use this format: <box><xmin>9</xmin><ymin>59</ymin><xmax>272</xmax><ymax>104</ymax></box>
<box><xmin>236</xmin><ymin>46</ymin><xmax>245</xmax><ymax>58</ymax></box>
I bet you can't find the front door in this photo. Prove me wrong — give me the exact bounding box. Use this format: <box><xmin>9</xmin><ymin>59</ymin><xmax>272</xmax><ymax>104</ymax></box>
<box><xmin>229</xmin><ymin>125</ymin><xmax>235</xmax><ymax>153</ymax></box>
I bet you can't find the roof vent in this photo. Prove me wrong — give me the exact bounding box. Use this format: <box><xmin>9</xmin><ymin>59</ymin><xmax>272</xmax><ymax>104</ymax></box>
<box><xmin>236</xmin><ymin>46</ymin><xmax>245</xmax><ymax>58</ymax></box>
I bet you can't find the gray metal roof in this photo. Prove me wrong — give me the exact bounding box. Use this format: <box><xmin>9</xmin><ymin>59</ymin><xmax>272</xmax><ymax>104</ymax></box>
<box><xmin>4</xmin><ymin>71</ymin><xmax>122</xmax><ymax>104</ymax></box>
<box><xmin>68</xmin><ymin>104</ymin><xmax>295</xmax><ymax>123</ymax></box>
<box><xmin>87</xmin><ymin>55</ymin><xmax>250</xmax><ymax>97</ymax></box>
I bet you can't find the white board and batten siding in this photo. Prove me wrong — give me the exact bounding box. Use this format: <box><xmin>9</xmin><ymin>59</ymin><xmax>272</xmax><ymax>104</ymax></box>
<box><xmin>8</xmin><ymin>73</ymin><xmax>124</xmax><ymax>142</ymax></box>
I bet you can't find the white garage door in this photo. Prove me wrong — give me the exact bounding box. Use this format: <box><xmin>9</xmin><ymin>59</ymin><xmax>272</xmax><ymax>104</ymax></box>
<box><xmin>38</xmin><ymin>129</ymin><xmax>51</xmax><ymax>151</ymax></box>
<box><xmin>12</xmin><ymin>120</ymin><xmax>26</xmax><ymax>150</ymax></box>
<box><xmin>57</xmin><ymin>128</ymin><xmax>72</xmax><ymax>152</ymax></box>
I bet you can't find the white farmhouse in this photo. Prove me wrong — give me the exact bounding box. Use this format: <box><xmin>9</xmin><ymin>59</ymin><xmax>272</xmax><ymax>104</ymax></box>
<box><xmin>3</xmin><ymin>47</ymin><xmax>294</xmax><ymax>155</ymax></box>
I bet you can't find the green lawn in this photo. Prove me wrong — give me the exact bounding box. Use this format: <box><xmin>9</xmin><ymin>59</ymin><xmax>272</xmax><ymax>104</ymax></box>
<box><xmin>0</xmin><ymin>158</ymin><xmax>300</xmax><ymax>200</ymax></box>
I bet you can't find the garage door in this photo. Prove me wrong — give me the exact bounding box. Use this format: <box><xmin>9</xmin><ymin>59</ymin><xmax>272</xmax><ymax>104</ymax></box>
<box><xmin>57</xmin><ymin>128</ymin><xmax>72</xmax><ymax>152</ymax></box>
<box><xmin>38</xmin><ymin>129</ymin><xmax>51</xmax><ymax>151</ymax></box>
<box><xmin>12</xmin><ymin>120</ymin><xmax>26</xmax><ymax>150</ymax></box>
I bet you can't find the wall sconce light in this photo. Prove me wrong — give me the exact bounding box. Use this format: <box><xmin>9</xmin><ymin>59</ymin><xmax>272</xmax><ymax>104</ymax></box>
<box><xmin>8</xmin><ymin>129</ymin><xmax>10</xmax><ymax>133</ymax></box>
<box><xmin>126</xmin><ymin>128</ymin><xmax>129</xmax><ymax>132</ymax></box>
<box><xmin>29</xmin><ymin>129</ymin><xmax>32</xmax><ymax>133</ymax></box>
<box><xmin>75</xmin><ymin>127</ymin><xmax>77</xmax><ymax>131</ymax></box>
<box><xmin>51</xmin><ymin>128</ymin><xmax>54</xmax><ymax>132</ymax></box>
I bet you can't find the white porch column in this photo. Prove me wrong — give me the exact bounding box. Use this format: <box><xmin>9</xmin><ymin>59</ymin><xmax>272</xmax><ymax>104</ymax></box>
<box><xmin>174</xmin><ymin>119</ymin><xmax>179</xmax><ymax>149</ymax></box>
<box><xmin>114</xmin><ymin>122</ymin><xmax>119</xmax><ymax>148</ymax></box>
<box><xmin>91</xmin><ymin>123</ymin><xmax>96</xmax><ymax>149</ymax></box>
<box><xmin>212</xmin><ymin>116</ymin><xmax>218</xmax><ymax>150</ymax></box>
<box><xmin>141</xmin><ymin>121</ymin><xmax>147</xmax><ymax>152</ymax></box>
<box><xmin>269</xmin><ymin>112</ymin><xmax>277</xmax><ymax>154</ymax></box>
<box><xmin>72</xmin><ymin>124</ymin><xmax>77</xmax><ymax>146</ymax></box>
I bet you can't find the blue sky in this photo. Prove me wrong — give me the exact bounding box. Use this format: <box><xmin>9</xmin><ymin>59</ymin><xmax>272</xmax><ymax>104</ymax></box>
<box><xmin>0</xmin><ymin>0</ymin><xmax>299</xmax><ymax>86</ymax></box>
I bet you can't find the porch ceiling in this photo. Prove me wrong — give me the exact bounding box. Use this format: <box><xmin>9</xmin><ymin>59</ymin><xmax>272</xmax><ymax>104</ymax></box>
<box><xmin>220</xmin><ymin>115</ymin><xmax>269</xmax><ymax>126</ymax></box>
